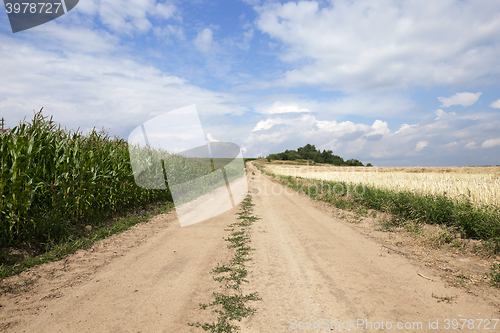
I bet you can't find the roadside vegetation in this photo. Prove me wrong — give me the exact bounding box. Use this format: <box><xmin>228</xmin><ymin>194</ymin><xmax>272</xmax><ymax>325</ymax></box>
<box><xmin>189</xmin><ymin>195</ymin><xmax>261</xmax><ymax>332</ymax></box>
<box><xmin>0</xmin><ymin>202</ymin><xmax>173</xmax><ymax>281</ymax></box>
<box><xmin>265</xmin><ymin>164</ymin><xmax>500</xmax><ymax>207</ymax></box>
<box><xmin>256</xmin><ymin>163</ymin><xmax>500</xmax><ymax>268</ymax></box>
<box><xmin>0</xmin><ymin>110</ymin><xmax>174</xmax><ymax>279</ymax></box>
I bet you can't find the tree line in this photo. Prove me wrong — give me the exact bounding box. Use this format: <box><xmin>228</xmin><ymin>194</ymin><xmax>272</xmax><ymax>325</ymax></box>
<box><xmin>266</xmin><ymin>144</ymin><xmax>372</xmax><ymax>167</ymax></box>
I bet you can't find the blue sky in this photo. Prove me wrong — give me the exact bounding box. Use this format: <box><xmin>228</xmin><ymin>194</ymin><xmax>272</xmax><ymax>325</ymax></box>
<box><xmin>1</xmin><ymin>0</ymin><xmax>500</xmax><ymax>166</ymax></box>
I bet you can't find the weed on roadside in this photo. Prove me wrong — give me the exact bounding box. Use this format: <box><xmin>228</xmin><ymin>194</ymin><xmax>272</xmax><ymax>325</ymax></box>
<box><xmin>405</xmin><ymin>222</ymin><xmax>423</xmax><ymax>235</ymax></box>
<box><xmin>431</xmin><ymin>293</ymin><xmax>458</xmax><ymax>303</ymax></box>
<box><xmin>188</xmin><ymin>195</ymin><xmax>261</xmax><ymax>332</ymax></box>
<box><xmin>0</xmin><ymin>202</ymin><xmax>174</xmax><ymax>281</ymax></box>
<box><xmin>378</xmin><ymin>216</ymin><xmax>394</xmax><ymax>232</ymax></box>
<box><xmin>0</xmin><ymin>278</ymin><xmax>33</xmax><ymax>295</ymax></box>
<box><xmin>489</xmin><ymin>263</ymin><xmax>500</xmax><ymax>288</ymax></box>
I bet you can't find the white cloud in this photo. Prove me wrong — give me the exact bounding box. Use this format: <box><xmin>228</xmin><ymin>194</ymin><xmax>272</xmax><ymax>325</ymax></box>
<box><xmin>206</xmin><ymin>133</ymin><xmax>220</xmax><ymax>142</ymax></box>
<box><xmin>249</xmin><ymin>93</ymin><xmax>414</xmax><ymax>118</ymax></box>
<box><xmin>444</xmin><ymin>142</ymin><xmax>458</xmax><ymax>150</ymax></box>
<box><xmin>72</xmin><ymin>0</ymin><xmax>179</xmax><ymax>35</ymax></box>
<box><xmin>153</xmin><ymin>25</ymin><xmax>185</xmax><ymax>41</ymax></box>
<box><xmin>240</xmin><ymin>29</ymin><xmax>254</xmax><ymax>51</ymax></box>
<box><xmin>252</xmin><ymin>115</ymin><xmax>317</xmax><ymax>132</ymax></box>
<box><xmin>242</xmin><ymin>106</ymin><xmax>500</xmax><ymax>165</ymax></box>
<box><xmin>34</xmin><ymin>24</ymin><xmax>120</xmax><ymax>54</ymax></box>
<box><xmin>254</xmin><ymin>1</ymin><xmax>500</xmax><ymax>91</ymax></box>
<box><xmin>328</xmin><ymin>94</ymin><xmax>414</xmax><ymax>116</ymax></box>
<box><xmin>490</xmin><ymin>99</ymin><xmax>500</xmax><ymax>109</ymax></box>
<box><xmin>258</xmin><ymin>101</ymin><xmax>310</xmax><ymax>114</ymax></box>
<box><xmin>438</xmin><ymin>92</ymin><xmax>482</xmax><ymax>108</ymax></box>
<box><xmin>482</xmin><ymin>138</ymin><xmax>500</xmax><ymax>149</ymax></box>
<box><xmin>370</xmin><ymin>120</ymin><xmax>390</xmax><ymax>135</ymax></box>
<box><xmin>74</xmin><ymin>0</ymin><xmax>98</xmax><ymax>15</ymax></box>
<box><xmin>253</xmin><ymin>119</ymin><xmax>273</xmax><ymax>131</ymax></box>
<box><xmin>434</xmin><ymin>109</ymin><xmax>457</xmax><ymax>120</ymax></box>
<box><xmin>415</xmin><ymin>141</ymin><xmax>428</xmax><ymax>152</ymax></box>
<box><xmin>98</xmin><ymin>0</ymin><xmax>153</xmax><ymax>34</ymax></box>
<box><xmin>0</xmin><ymin>34</ymin><xmax>246</xmax><ymax>137</ymax></box>
<box><xmin>155</xmin><ymin>2</ymin><xmax>177</xmax><ymax>20</ymax></box>
<box><xmin>194</xmin><ymin>28</ymin><xmax>215</xmax><ymax>53</ymax></box>
<box><xmin>395</xmin><ymin>123</ymin><xmax>415</xmax><ymax>134</ymax></box>
<box><xmin>226</xmin><ymin>29</ymin><xmax>254</xmax><ymax>51</ymax></box>
<box><xmin>464</xmin><ymin>141</ymin><xmax>479</xmax><ymax>150</ymax></box>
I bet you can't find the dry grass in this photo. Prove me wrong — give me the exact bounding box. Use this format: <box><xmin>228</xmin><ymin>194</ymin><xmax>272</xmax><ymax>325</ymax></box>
<box><xmin>264</xmin><ymin>164</ymin><xmax>500</xmax><ymax>207</ymax></box>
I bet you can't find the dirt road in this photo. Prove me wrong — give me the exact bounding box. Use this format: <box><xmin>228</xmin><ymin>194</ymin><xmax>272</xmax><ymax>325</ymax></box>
<box><xmin>1</xmin><ymin>163</ymin><xmax>499</xmax><ymax>332</ymax></box>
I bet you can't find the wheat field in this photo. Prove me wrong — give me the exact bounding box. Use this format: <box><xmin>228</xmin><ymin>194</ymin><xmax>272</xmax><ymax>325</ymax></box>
<box><xmin>264</xmin><ymin>164</ymin><xmax>500</xmax><ymax>207</ymax></box>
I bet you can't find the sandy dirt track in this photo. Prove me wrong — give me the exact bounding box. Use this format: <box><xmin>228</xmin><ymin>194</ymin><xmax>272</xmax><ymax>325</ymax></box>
<box><xmin>1</xmin><ymin>163</ymin><xmax>500</xmax><ymax>332</ymax></box>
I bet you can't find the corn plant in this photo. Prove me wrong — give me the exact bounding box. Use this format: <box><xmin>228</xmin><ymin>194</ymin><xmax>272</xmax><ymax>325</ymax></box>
<box><xmin>0</xmin><ymin>110</ymin><xmax>171</xmax><ymax>250</ymax></box>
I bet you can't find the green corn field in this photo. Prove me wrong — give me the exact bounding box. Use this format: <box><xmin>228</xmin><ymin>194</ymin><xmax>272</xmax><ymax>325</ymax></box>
<box><xmin>0</xmin><ymin>110</ymin><xmax>172</xmax><ymax>250</ymax></box>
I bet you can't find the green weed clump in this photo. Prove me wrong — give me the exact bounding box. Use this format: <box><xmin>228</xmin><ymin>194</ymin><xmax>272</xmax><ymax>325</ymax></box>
<box><xmin>189</xmin><ymin>195</ymin><xmax>261</xmax><ymax>332</ymax></box>
<box><xmin>0</xmin><ymin>110</ymin><xmax>172</xmax><ymax>253</ymax></box>
<box><xmin>358</xmin><ymin>186</ymin><xmax>500</xmax><ymax>243</ymax></box>
<box><xmin>489</xmin><ymin>263</ymin><xmax>500</xmax><ymax>288</ymax></box>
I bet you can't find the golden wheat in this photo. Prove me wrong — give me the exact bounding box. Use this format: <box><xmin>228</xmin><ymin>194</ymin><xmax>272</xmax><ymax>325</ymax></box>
<box><xmin>265</xmin><ymin>164</ymin><xmax>500</xmax><ymax>207</ymax></box>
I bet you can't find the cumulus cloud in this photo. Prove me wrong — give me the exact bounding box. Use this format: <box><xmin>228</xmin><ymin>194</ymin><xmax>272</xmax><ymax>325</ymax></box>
<box><xmin>395</xmin><ymin>123</ymin><xmax>415</xmax><ymax>134</ymax></box>
<box><xmin>53</xmin><ymin>0</ymin><xmax>181</xmax><ymax>37</ymax></box>
<box><xmin>225</xmin><ymin>28</ymin><xmax>254</xmax><ymax>51</ymax></box>
<box><xmin>490</xmin><ymin>99</ymin><xmax>500</xmax><ymax>109</ymax></box>
<box><xmin>369</xmin><ymin>120</ymin><xmax>390</xmax><ymax>136</ymax></box>
<box><xmin>464</xmin><ymin>141</ymin><xmax>479</xmax><ymax>150</ymax></box>
<box><xmin>415</xmin><ymin>141</ymin><xmax>428</xmax><ymax>152</ymax></box>
<box><xmin>194</xmin><ymin>28</ymin><xmax>215</xmax><ymax>53</ymax></box>
<box><xmin>253</xmin><ymin>1</ymin><xmax>500</xmax><ymax>91</ymax></box>
<box><xmin>246</xmin><ymin>115</ymin><xmax>389</xmax><ymax>160</ymax></box>
<box><xmin>0</xmin><ymin>33</ymin><xmax>246</xmax><ymax>138</ymax></box>
<box><xmin>435</xmin><ymin>109</ymin><xmax>457</xmax><ymax>120</ymax></box>
<box><xmin>95</xmin><ymin>0</ymin><xmax>178</xmax><ymax>34</ymax></box>
<box><xmin>253</xmin><ymin>118</ymin><xmax>281</xmax><ymax>131</ymax></box>
<box><xmin>155</xmin><ymin>2</ymin><xmax>177</xmax><ymax>20</ymax></box>
<box><xmin>365</xmin><ymin>134</ymin><xmax>383</xmax><ymax>141</ymax></box>
<box><xmin>257</xmin><ymin>101</ymin><xmax>310</xmax><ymax>114</ymax></box>
<box><xmin>242</xmin><ymin>107</ymin><xmax>500</xmax><ymax>166</ymax></box>
<box><xmin>444</xmin><ymin>142</ymin><xmax>459</xmax><ymax>150</ymax></box>
<box><xmin>250</xmin><ymin>93</ymin><xmax>414</xmax><ymax>118</ymax></box>
<box><xmin>153</xmin><ymin>25</ymin><xmax>185</xmax><ymax>41</ymax></box>
<box><xmin>206</xmin><ymin>133</ymin><xmax>220</xmax><ymax>142</ymax></box>
<box><xmin>482</xmin><ymin>138</ymin><xmax>500</xmax><ymax>149</ymax></box>
<box><xmin>438</xmin><ymin>92</ymin><xmax>482</xmax><ymax>108</ymax></box>
<box><xmin>33</xmin><ymin>25</ymin><xmax>120</xmax><ymax>54</ymax></box>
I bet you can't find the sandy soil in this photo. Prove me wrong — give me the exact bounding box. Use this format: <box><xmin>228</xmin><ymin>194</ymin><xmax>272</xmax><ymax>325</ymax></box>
<box><xmin>1</xmin><ymin>163</ymin><xmax>500</xmax><ymax>332</ymax></box>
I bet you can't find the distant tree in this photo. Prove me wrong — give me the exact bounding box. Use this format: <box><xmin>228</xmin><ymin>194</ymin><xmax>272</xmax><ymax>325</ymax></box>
<box><xmin>266</xmin><ymin>144</ymin><xmax>370</xmax><ymax>166</ymax></box>
<box><xmin>278</xmin><ymin>152</ymin><xmax>288</xmax><ymax>160</ymax></box>
<box><xmin>346</xmin><ymin>159</ymin><xmax>364</xmax><ymax>166</ymax></box>
<box><xmin>269</xmin><ymin>153</ymin><xmax>281</xmax><ymax>160</ymax></box>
